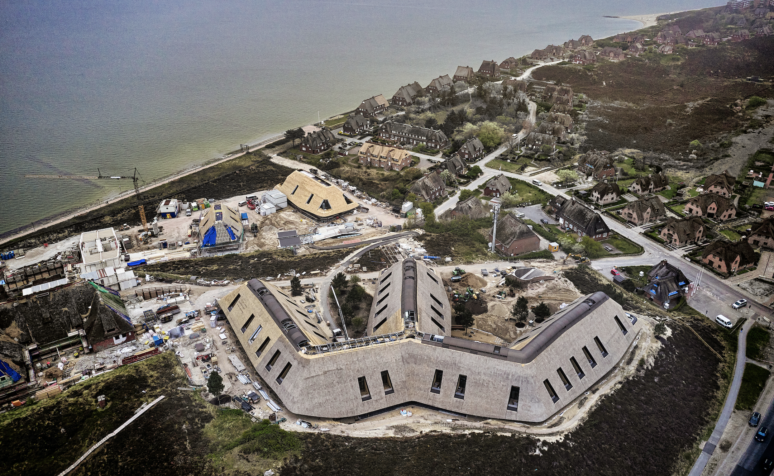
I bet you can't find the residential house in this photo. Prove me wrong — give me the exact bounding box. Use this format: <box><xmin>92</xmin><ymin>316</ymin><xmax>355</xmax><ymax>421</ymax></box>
<box><xmin>684</xmin><ymin>193</ymin><xmax>737</xmax><ymax>221</ymax></box>
<box><xmin>530</xmin><ymin>49</ymin><xmax>549</xmax><ymax>60</ymax></box>
<box><xmin>409</xmin><ymin>172</ymin><xmax>447</xmax><ymax>202</ymax></box>
<box><xmin>300</xmin><ymin>128</ymin><xmax>336</xmax><ymax>154</ymax></box>
<box><xmin>620</xmin><ymin>197</ymin><xmax>666</xmax><ymax>225</ymax></box>
<box><xmin>731</xmin><ymin>29</ymin><xmax>750</xmax><ymax>41</ymax></box>
<box><xmin>453</xmin><ymin>65</ymin><xmax>474</xmax><ymax>82</ymax></box>
<box><xmin>659</xmin><ymin>217</ymin><xmax>707</xmax><ymax>246</ymax></box>
<box><xmin>543</xmin><ymin>85</ymin><xmax>574</xmax><ymax>106</ymax></box>
<box><xmin>551</xmin><ymin>103</ymin><xmax>574</xmax><ymax>114</ymax></box>
<box><xmin>537</xmin><ymin>121</ymin><xmax>567</xmax><ymax>141</ymax></box>
<box><xmin>357</xmin><ymin>143</ymin><xmax>413</xmax><ymax>171</ymax></box>
<box><xmin>391</xmin><ymin>82</ymin><xmax>423</xmax><ymax>106</ymax></box>
<box><xmin>425</xmin><ymin>75</ymin><xmax>453</xmax><ymax>94</ymax></box>
<box><xmin>551</xmin><ymin>197</ymin><xmax>611</xmax><ymax>240</ymax></box>
<box><xmin>599</xmin><ymin>47</ymin><xmax>626</xmax><ymax>61</ymax></box>
<box><xmin>754</xmin><ymin>6</ymin><xmax>769</xmax><ymax>16</ymax></box>
<box><xmin>564</xmin><ymin>39</ymin><xmax>582</xmax><ymax>49</ymax></box>
<box><xmin>499</xmin><ymin>57</ymin><xmax>519</xmax><ymax>70</ymax></box>
<box><xmin>701</xmin><ymin>240</ymin><xmax>758</xmax><ymax>274</ymax></box>
<box><xmin>757</xmin><ymin>25</ymin><xmax>774</xmax><ymax>36</ymax></box>
<box><xmin>83</xmin><ymin>292</ymin><xmax>137</xmax><ymax>352</ymax></box>
<box><xmin>629</xmin><ymin>173</ymin><xmax>670</xmax><ymax>194</ymax></box>
<box><xmin>545</xmin><ymin>112</ymin><xmax>573</xmax><ymax>131</ymax></box>
<box><xmin>502</xmin><ymin>79</ymin><xmax>528</xmax><ymax>93</ymax></box>
<box><xmin>578</xmin><ymin>35</ymin><xmax>594</xmax><ymax>46</ymax></box>
<box><xmin>704</xmin><ymin>33</ymin><xmax>722</xmax><ymax>45</ymax></box>
<box><xmin>749</xmin><ymin>218</ymin><xmax>774</xmax><ymax>249</ymax></box>
<box><xmin>449</xmin><ymin>196</ymin><xmax>488</xmax><ymax>220</ymax></box>
<box><xmin>577</xmin><ymin>150</ymin><xmax>616</xmax><ymax>180</ymax></box>
<box><xmin>628</xmin><ymin>43</ymin><xmax>646</xmax><ymax>56</ymax></box>
<box><xmin>483</xmin><ymin>174</ymin><xmax>512</xmax><ymax>198</ymax></box>
<box><xmin>589</xmin><ymin>182</ymin><xmax>621</xmax><ymax>205</ymax></box>
<box><xmin>478</xmin><ymin>60</ymin><xmax>500</xmax><ymax>77</ymax></box>
<box><xmin>545</xmin><ymin>45</ymin><xmax>564</xmax><ymax>57</ymax></box>
<box><xmin>736</xmin><ymin>16</ymin><xmax>748</xmax><ymax>27</ymax></box>
<box><xmin>523</xmin><ymin>131</ymin><xmax>556</xmax><ymax>149</ymax></box>
<box><xmin>573</xmin><ymin>50</ymin><xmax>596</xmax><ymax>65</ymax></box>
<box><xmin>645</xmin><ymin>260</ymin><xmax>692</xmax><ymax>309</ymax></box>
<box><xmin>445</xmin><ymin>155</ymin><xmax>467</xmax><ymax>177</ymax></box>
<box><xmin>657</xmin><ymin>44</ymin><xmax>674</xmax><ymax>54</ymax></box>
<box><xmin>489</xmin><ymin>213</ymin><xmax>541</xmax><ymax>256</ymax></box>
<box><xmin>457</xmin><ymin>137</ymin><xmax>485</xmax><ymax>161</ymax></box>
<box><xmin>342</xmin><ymin>114</ymin><xmax>370</xmax><ymax>135</ymax></box>
<box><xmin>378</xmin><ymin>121</ymin><xmax>449</xmax><ymax>149</ymax></box>
<box><xmin>703</xmin><ymin>171</ymin><xmax>736</xmax><ymax>197</ymax></box>
<box><xmin>656</xmin><ymin>30</ymin><xmax>679</xmax><ymax>44</ymax></box>
<box><xmin>665</xmin><ymin>25</ymin><xmax>683</xmax><ymax>34</ymax></box>
<box><xmin>356</xmin><ymin>94</ymin><xmax>389</xmax><ymax>117</ymax></box>
<box><xmin>685</xmin><ymin>29</ymin><xmax>706</xmax><ymax>39</ymax></box>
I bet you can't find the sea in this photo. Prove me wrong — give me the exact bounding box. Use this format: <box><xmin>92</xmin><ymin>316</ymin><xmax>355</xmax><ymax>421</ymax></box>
<box><xmin>0</xmin><ymin>0</ymin><xmax>721</xmax><ymax>234</ymax></box>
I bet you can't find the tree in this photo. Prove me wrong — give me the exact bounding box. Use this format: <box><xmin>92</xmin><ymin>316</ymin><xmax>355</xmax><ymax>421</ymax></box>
<box><xmin>340</xmin><ymin>303</ymin><xmax>355</xmax><ymax>324</ymax></box>
<box><xmin>425</xmin><ymin>116</ymin><xmax>439</xmax><ymax>129</ymax></box>
<box><xmin>533</xmin><ymin>302</ymin><xmax>551</xmax><ymax>322</ymax></box>
<box><xmin>501</xmin><ymin>192</ymin><xmax>520</xmax><ymax>207</ymax></box>
<box><xmin>346</xmin><ymin>284</ymin><xmax>366</xmax><ymax>305</ymax></box>
<box><xmin>511</xmin><ymin>296</ymin><xmax>529</xmax><ymax>323</ymax></box>
<box><xmin>458</xmin><ymin>189</ymin><xmax>474</xmax><ymax>202</ymax></box>
<box><xmin>406</xmin><ymin>193</ymin><xmax>419</xmax><ymax>203</ymax></box>
<box><xmin>620</xmin><ymin>279</ymin><xmax>636</xmax><ymax>293</ymax></box>
<box><xmin>454</xmin><ymin>303</ymin><xmax>475</xmax><ymax>328</ymax></box>
<box><xmin>391</xmin><ymin>188</ymin><xmax>403</xmax><ymax>201</ymax></box>
<box><xmin>440</xmin><ymin>169</ymin><xmax>456</xmax><ymax>186</ymax></box>
<box><xmin>418</xmin><ymin>202</ymin><xmax>436</xmax><ymax>227</ymax></box>
<box><xmin>556</xmin><ymin>169</ymin><xmax>578</xmax><ymax>182</ymax></box>
<box><xmin>285</xmin><ymin>128</ymin><xmax>304</xmax><ymax>147</ymax></box>
<box><xmin>467</xmin><ymin>165</ymin><xmax>483</xmax><ymax>179</ymax></box>
<box><xmin>207</xmin><ymin>371</ymin><xmax>225</xmax><ymax>401</ymax></box>
<box><xmin>290</xmin><ymin>276</ymin><xmax>302</xmax><ymax>296</ymax></box>
<box><xmin>477</xmin><ymin>121</ymin><xmax>506</xmax><ymax>148</ymax></box>
<box><xmin>331</xmin><ymin>272</ymin><xmax>347</xmax><ymax>291</ymax></box>
<box><xmin>349</xmin><ymin>275</ymin><xmax>361</xmax><ymax>286</ymax></box>
<box><xmin>654</xmin><ymin>322</ymin><xmax>667</xmax><ymax>337</ymax></box>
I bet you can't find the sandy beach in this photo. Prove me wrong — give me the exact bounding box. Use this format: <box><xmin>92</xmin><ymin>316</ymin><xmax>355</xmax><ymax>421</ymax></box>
<box><xmin>619</xmin><ymin>12</ymin><xmax>668</xmax><ymax>30</ymax></box>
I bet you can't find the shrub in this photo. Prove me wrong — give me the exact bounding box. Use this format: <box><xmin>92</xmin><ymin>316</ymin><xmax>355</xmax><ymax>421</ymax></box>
<box><xmin>747</xmin><ymin>96</ymin><xmax>767</xmax><ymax>109</ymax></box>
<box><xmin>458</xmin><ymin>189</ymin><xmax>474</xmax><ymax>202</ymax></box>
<box><xmin>689</xmin><ymin>140</ymin><xmax>702</xmax><ymax>149</ymax></box>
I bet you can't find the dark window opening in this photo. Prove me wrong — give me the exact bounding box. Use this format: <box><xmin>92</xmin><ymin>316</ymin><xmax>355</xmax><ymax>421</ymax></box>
<box><xmin>430</xmin><ymin>317</ymin><xmax>445</xmax><ymax>333</ymax></box>
<box><xmin>430</xmin><ymin>305</ymin><xmax>444</xmax><ymax>319</ymax></box>
<box><xmin>248</xmin><ymin>325</ymin><xmax>263</xmax><ymax>344</ymax></box>
<box><xmin>241</xmin><ymin>314</ymin><xmax>254</xmax><ymax>333</ymax></box>
<box><xmin>583</xmin><ymin>346</ymin><xmax>597</xmax><ymax>368</ymax></box>
<box><xmin>544</xmin><ymin>379</ymin><xmax>559</xmax><ymax>403</ymax></box>
<box><xmin>228</xmin><ymin>294</ymin><xmax>241</xmax><ymax>311</ymax></box>
<box><xmin>375</xmin><ymin>304</ymin><xmax>388</xmax><ymax>316</ymax></box>
<box><xmin>255</xmin><ymin>337</ymin><xmax>271</xmax><ymax>358</ymax></box>
<box><xmin>306</xmin><ymin>194</ymin><xmax>314</xmax><ymax>204</ymax></box>
<box><xmin>320</xmin><ymin>199</ymin><xmax>331</xmax><ymax>210</ymax></box>
<box><xmin>343</xmin><ymin>194</ymin><xmax>353</xmax><ymax>204</ymax></box>
<box><xmin>557</xmin><ymin>367</ymin><xmax>572</xmax><ymax>391</ymax></box>
<box><xmin>303</xmin><ymin>320</ymin><xmax>318</xmax><ymax>330</ymax></box>
<box><xmin>430</xmin><ymin>294</ymin><xmax>444</xmax><ymax>308</ymax></box>
<box><xmin>380</xmin><ymin>272</ymin><xmax>392</xmax><ymax>285</ymax></box>
<box><xmin>494</xmin><ymin>346</ymin><xmax>501</xmax><ymax>355</ymax></box>
<box><xmin>594</xmin><ymin>337</ymin><xmax>609</xmax><ymax>357</ymax></box>
<box><xmin>358</xmin><ymin>376</ymin><xmax>372</xmax><ymax>401</ymax></box>
<box><xmin>570</xmin><ymin>356</ymin><xmax>585</xmax><ymax>379</ymax></box>
<box><xmin>313</xmin><ymin>331</ymin><xmax>326</xmax><ymax>340</ymax></box>
<box><xmin>431</xmin><ymin>370</ymin><xmax>443</xmax><ymax>394</ymax></box>
<box><xmin>381</xmin><ymin>370</ymin><xmax>394</xmax><ymax>395</ymax></box>
<box><xmin>426</xmin><ymin>271</ymin><xmax>438</xmax><ymax>283</ymax></box>
<box><xmin>507</xmin><ymin>386</ymin><xmax>520</xmax><ymax>411</ymax></box>
<box><xmin>276</xmin><ymin>363</ymin><xmax>292</xmax><ymax>384</ymax></box>
<box><xmin>373</xmin><ymin>317</ymin><xmax>389</xmax><ymax>332</ymax></box>
<box><xmin>377</xmin><ymin>293</ymin><xmax>390</xmax><ymax>305</ymax></box>
<box><xmin>291</xmin><ymin>185</ymin><xmax>299</xmax><ymax>195</ymax></box>
<box><xmin>614</xmin><ymin>315</ymin><xmax>628</xmax><ymax>335</ymax></box>
<box><xmin>266</xmin><ymin>350</ymin><xmax>281</xmax><ymax>371</ymax></box>
<box><xmin>455</xmin><ymin>375</ymin><xmax>467</xmax><ymax>399</ymax></box>
<box><xmin>379</xmin><ymin>282</ymin><xmax>391</xmax><ymax>294</ymax></box>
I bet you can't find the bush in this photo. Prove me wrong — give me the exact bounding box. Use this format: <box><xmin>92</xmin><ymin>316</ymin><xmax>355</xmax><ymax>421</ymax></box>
<box><xmin>736</xmin><ymin>364</ymin><xmax>771</xmax><ymax>411</ymax></box>
<box><xmin>458</xmin><ymin>189</ymin><xmax>474</xmax><ymax>202</ymax></box>
<box><xmin>747</xmin><ymin>327</ymin><xmax>771</xmax><ymax>361</ymax></box>
<box><xmin>516</xmin><ymin>249</ymin><xmax>555</xmax><ymax>260</ymax></box>
<box><xmin>689</xmin><ymin>139</ymin><xmax>702</xmax><ymax>149</ymax></box>
<box><xmin>747</xmin><ymin>96</ymin><xmax>767</xmax><ymax>109</ymax></box>
<box><xmin>223</xmin><ymin>419</ymin><xmax>301</xmax><ymax>458</ymax></box>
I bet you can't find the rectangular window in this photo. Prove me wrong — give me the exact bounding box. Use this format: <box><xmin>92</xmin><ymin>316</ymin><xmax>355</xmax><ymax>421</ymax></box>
<box><xmin>248</xmin><ymin>325</ymin><xmax>263</xmax><ymax>345</ymax></box>
<box><xmin>431</xmin><ymin>370</ymin><xmax>443</xmax><ymax>394</ymax></box>
<box><xmin>507</xmin><ymin>386</ymin><xmax>520</xmax><ymax>411</ymax></box>
<box><xmin>583</xmin><ymin>346</ymin><xmax>597</xmax><ymax>368</ymax></box>
<box><xmin>228</xmin><ymin>294</ymin><xmax>241</xmax><ymax>311</ymax></box>
<box><xmin>614</xmin><ymin>315</ymin><xmax>628</xmax><ymax>335</ymax></box>
<box><xmin>380</xmin><ymin>272</ymin><xmax>392</xmax><ymax>284</ymax></box>
<box><xmin>381</xmin><ymin>370</ymin><xmax>394</xmax><ymax>395</ymax></box>
<box><xmin>594</xmin><ymin>337</ymin><xmax>609</xmax><ymax>357</ymax></box>
<box><xmin>430</xmin><ymin>305</ymin><xmax>444</xmax><ymax>319</ymax></box>
<box><xmin>276</xmin><ymin>363</ymin><xmax>292</xmax><ymax>384</ymax></box>
<box><xmin>430</xmin><ymin>317</ymin><xmax>445</xmax><ymax>333</ymax></box>
<box><xmin>557</xmin><ymin>367</ymin><xmax>572</xmax><ymax>391</ymax></box>
<box><xmin>379</xmin><ymin>282</ymin><xmax>391</xmax><ymax>294</ymax></box>
<box><xmin>313</xmin><ymin>331</ymin><xmax>326</xmax><ymax>340</ymax></box>
<box><xmin>306</xmin><ymin>194</ymin><xmax>314</xmax><ymax>204</ymax></box>
<box><xmin>544</xmin><ymin>379</ymin><xmax>559</xmax><ymax>403</ymax></box>
<box><xmin>377</xmin><ymin>293</ymin><xmax>390</xmax><ymax>306</ymax></box>
<box><xmin>255</xmin><ymin>337</ymin><xmax>271</xmax><ymax>358</ymax></box>
<box><xmin>455</xmin><ymin>375</ymin><xmax>467</xmax><ymax>399</ymax></box>
<box><xmin>570</xmin><ymin>356</ymin><xmax>585</xmax><ymax>379</ymax></box>
<box><xmin>291</xmin><ymin>185</ymin><xmax>299</xmax><ymax>195</ymax></box>
<box><xmin>430</xmin><ymin>294</ymin><xmax>444</xmax><ymax>308</ymax></box>
<box><xmin>241</xmin><ymin>314</ymin><xmax>254</xmax><ymax>333</ymax></box>
<box><xmin>426</xmin><ymin>271</ymin><xmax>438</xmax><ymax>284</ymax></box>
<box><xmin>358</xmin><ymin>376</ymin><xmax>372</xmax><ymax>401</ymax></box>
<box><xmin>266</xmin><ymin>350</ymin><xmax>281</xmax><ymax>371</ymax></box>
<box><xmin>373</xmin><ymin>317</ymin><xmax>388</xmax><ymax>333</ymax></box>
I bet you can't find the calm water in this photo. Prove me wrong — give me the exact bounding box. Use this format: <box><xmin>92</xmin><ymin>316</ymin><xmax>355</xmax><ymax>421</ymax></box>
<box><xmin>0</xmin><ymin>0</ymin><xmax>720</xmax><ymax>233</ymax></box>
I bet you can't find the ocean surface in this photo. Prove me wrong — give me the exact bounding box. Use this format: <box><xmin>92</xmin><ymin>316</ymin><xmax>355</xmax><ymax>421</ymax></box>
<box><xmin>0</xmin><ymin>0</ymin><xmax>721</xmax><ymax>234</ymax></box>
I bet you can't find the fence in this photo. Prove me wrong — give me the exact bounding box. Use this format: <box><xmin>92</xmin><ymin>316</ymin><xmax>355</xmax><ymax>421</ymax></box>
<box><xmin>135</xmin><ymin>286</ymin><xmax>188</xmax><ymax>300</ymax></box>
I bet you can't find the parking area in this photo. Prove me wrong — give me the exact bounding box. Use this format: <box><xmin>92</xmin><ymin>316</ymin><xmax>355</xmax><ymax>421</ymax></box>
<box><xmin>514</xmin><ymin>204</ymin><xmax>556</xmax><ymax>225</ymax></box>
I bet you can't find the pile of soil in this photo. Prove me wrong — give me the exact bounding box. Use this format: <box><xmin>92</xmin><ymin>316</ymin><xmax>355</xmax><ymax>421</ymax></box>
<box><xmin>459</xmin><ymin>273</ymin><xmax>487</xmax><ymax>289</ymax></box>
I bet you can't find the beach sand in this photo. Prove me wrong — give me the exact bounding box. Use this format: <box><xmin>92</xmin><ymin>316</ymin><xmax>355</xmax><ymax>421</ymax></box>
<box><xmin>618</xmin><ymin>12</ymin><xmax>668</xmax><ymax>30</ymax></box>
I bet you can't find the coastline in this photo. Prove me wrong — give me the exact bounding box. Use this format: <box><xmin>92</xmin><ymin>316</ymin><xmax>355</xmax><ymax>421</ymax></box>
<box><xmin>0</xmin><ymin>8</ymin><xmax>681</xmax><ymax>246</ymax></box>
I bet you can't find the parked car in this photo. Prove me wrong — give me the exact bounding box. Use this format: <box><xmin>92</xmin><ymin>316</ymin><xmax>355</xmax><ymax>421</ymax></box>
<box><xmin>532</xmin><ymin>180</ymin><xmax>542</xmax><ymax>186</ymax></box>
<box><xmin>611</xmin><ymin>269</ymin><xmax>620</xmax><ymax>276</ymax></box>
<box><xmin>451</xmin><ymin>276</ymin><xmax>462</xmax><ymax>283</ymax></box>
<box><xmin>540</xmin><ymin>218</ymin><xmax>549</xmax><ymax>224</ymax></box>
<box><xmin>763</xmin><ymin>458</ymin><xmax>774</xmax><ymax>471</ymax></box>
<box><xmin>732</xmin><ymin>299</ymin><xmax>748</xmax><ymax>309</ymax></box>
<box><xmin>715</xmin><ymin>315</ymin><xmax>733</xmax><ymax>328</ymax></box>
<box><xmin>756</xmin><ymin>427</ymin><xmax>768</xmax><ymax>442</ymax></box>
<box><xmin>481</xmin><ymin>269</ymin><xmax>488</xmax><ymax>276</ymax></box>
<box><xmin>750</xmin><ymin>412</ymin><xmax>762</xmax><ymax>427</ymax></box>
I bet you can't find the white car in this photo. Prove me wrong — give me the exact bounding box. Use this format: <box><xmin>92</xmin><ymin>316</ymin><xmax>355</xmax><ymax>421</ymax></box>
<box><xmin>732</xmin><ymin>299</ymin><xmax>748</xmax><ymax>309</ymax></box>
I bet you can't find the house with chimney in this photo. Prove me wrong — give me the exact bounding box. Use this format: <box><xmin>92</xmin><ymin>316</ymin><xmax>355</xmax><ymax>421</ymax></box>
<box><xmin>499</xmin><ymin>57</ymin><xmax>519</xmax><ymax>70</ymax></box>
<box><xmin>645</xmin><ymin>260</ymin><xmax>691</xmax><ymax>309</ymax></box>
<box><xmin>537</xmin><ymin>122</ymin><xmax>567</xmax><ymax>141</ymax></box>
<box><xmin>749</xmin><ymin>218</ymin><xmax>774</xmax><ymax>249</ymax></box>
<box><xmin>657</xmin><ymin>44</ymin><xmax>674</xmax><ymax>54</ymax></box>
<box><xmin>599</xmin><ymin>47</ymin><xmax>626</xmax><ymax>61</ymax></box>
<box><xmin>684</xmin><ymin>193</ymin><xmax>737</xmax><ymax>221</ymax></box>
<box><xmin>357</xmin><ymin>143</ymin><xmax>413</xmax><ymax>171</ymax></box>
<box><xmin>483</xmin><ymin>174</ymin><xmax>512</xmax><ymax>198</ymax></box>
<box><xmin>577</xmin><ymin>150</ymin><xmax>616</xmax><ymax>179</ymax></box>
<box><xmin>732</xmin><ymin>29</ymin><xmax>750</xmax><ymax>41</ymax></box>
<box><xmin>531</xmin><ymin>49</ymin><xmax>549</xmax><ymax>60</ymax></box>
<box><xmin>342</xmin><ymin>114</ymin><xmax>371</xmax><ymax>135</ymax></box>
<box><xmin>573</xmin><ymin>50</ymin><xmax>596</xmax><ymax>65</ymax></box>
<box><xmin>488</xmin><ymin>213</ymin><xmax>541</xmax><ymax>257</ymax></box>
<box><xmin>448</xmin><ymin>196</ymin><xmax>488</xmax><ymax>220</ymax></box>
<box><xmin>545</xmin><ymin>112</ymin><xmax>573</xmax><ymax>131</ymax></box>
<box><xmin>701</xmin><ymin>240</ymin><xmax>758</xmax><ymax>275</ymax></box>
<box><xmin>445</xmin><ymin>155</ymin><xmax>467</xmax><ymax>177</ymax></box>
<box><xmin>578</xmin><ymin>35</ymin><xmax>594</xmax><ymax>46</ymax></box>
<box><xmin>620</xmin><ymin>197</ymin><xmax>666</xmax><ymax>225</ymax></box>
<box><xmin>425</xmin><ymin>75</ymin><xmax>453</xmax><ymax>94</ymax></box>
<box><xmin>703</xmin><ymin>171</ymin><xmax>736</xmax><ymax>197</ymax></box>
<box><xmin>457</xmin><ymin>137</ymin><xmax>485</xmax><ymax>161</ymax></box>
<box><xmin>659</xmin><ymin>217</ymin><xmax>707</xmax><ymax>246</ymax></box>
<box><xmin>477</xmin><ymin>60</ymin><xmax>500</xmax><ymax>77</ymax></box>
<box><xmin>629</xmin><ymin>173</ymin><xmax>670</xmax><ymax>194</ymax></box>
<box><xmin>409</xmin><ymin>172</ymin><xmax>447</xmax><ymax>202</ymax></box>
<box><xmin>378</xmin><ymin>121</ymin><xmax>449</xmax><ymax>149</ymax></box>
<box><xmin>391</xmin><ymin>82</ymin><xmax>423</xmax><ymax>106</ymax></box>
<box><xmin>543</xmin><ymin>85</ymin><xmax>574</xmax><ymax>106</ymax></box>
<box><xmin>564</xmin><ymin>39</ymin><xmax>581</xmax><ymax>49</ymax></box>
<box><xmin>356</xmin><ymin>94</ymin><xmax>389</xmax><ymax>117</ymax></box>
<box><xmin>503</xmin><ymin>79</ymin><xmax>528</xmax><ymax>93</ymax></box>
<box><xmin>589</xmin><ymin>182</ymin><xmax>621</xmax><ymax>205</ymax></box>
<box><xmin>523</xmin><ymin>131</ymin><xmax>556</xmax><ymax>149</ymax></box>
<box><xmin>628</xmin><ymin>43</ymin><xmax>646</xmax><ymax>56</ymax></box>
<box><xmin>453</xmin><ymin>66</ymin><xmax>474</xmax><ymax>83</ymax></box>
<box><xmin>300</xmin><ymin>128</ymin><xmax>336</xmax><ymax>154</ymax></box>
<box><xmin>550</xmin><ymin>197</ymin><xmax>611</xmax><ymax>240</ymax></box>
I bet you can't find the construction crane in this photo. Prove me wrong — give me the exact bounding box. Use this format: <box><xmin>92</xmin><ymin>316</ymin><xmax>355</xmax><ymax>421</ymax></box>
<box><xmin>138</xmin><ymin>205</ymin><xmax>148</xmax><ymax>232</ymax></box>
<box><xmin>25</xmin><ymin>168</ymin><xmax>143</xmax><ymax>199</ymax></box>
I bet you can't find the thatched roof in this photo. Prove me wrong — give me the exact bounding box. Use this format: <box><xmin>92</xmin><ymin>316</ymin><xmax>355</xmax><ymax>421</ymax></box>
<box><xmin>276</xmin><ymin>171</ymin><xmax>358</xmax><ymax>219</ymax></box>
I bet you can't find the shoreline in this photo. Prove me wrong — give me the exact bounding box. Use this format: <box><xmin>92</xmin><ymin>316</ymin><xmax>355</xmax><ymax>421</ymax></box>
<box><xmin>0</xmin><ymin>8</ymin><xmax>682</xmax><ymax>246</ymax></box>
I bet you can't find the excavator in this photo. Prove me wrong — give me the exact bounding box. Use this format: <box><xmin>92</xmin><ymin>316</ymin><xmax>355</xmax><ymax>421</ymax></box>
<box><xmin>564</xmin><ymin>253</ymin><xmax>590</xmax><ymax>264</ymax></box>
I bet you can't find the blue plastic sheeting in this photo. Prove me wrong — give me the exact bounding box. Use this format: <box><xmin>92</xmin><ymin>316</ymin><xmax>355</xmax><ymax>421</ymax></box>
<box><xmin>202</xmin><ymin>226</ymin><xmax>218</xmax><ymax>247</ymax></box>
<box><xmin>226</xmin><ymin>226</ymin><xmax>236</xmax><ymax>241</ymax></box>
<box><xmin>0</xmin><ymin>359</ymin><xmax>21</xmax><ymax>383</ymax></box>
<box><xmin>241</xmin><ymin>212</ymin><xmax>248</xmax><ymax>220</ymax></box>
<box><xmin>127</xmin><ymin>259</ymin><xmax>146</xmax><ymax>267</ymax></box>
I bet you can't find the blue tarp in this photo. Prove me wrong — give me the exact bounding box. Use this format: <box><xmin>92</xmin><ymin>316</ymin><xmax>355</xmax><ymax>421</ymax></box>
<box><xmin>202</xmin><ymin>227</ymin><xmax>218</xmax><ymax>247</ymax></box>
<box><xmin>0</xmin><ymin>359</ymin><xmax>21</xmax><ymax>383</ymax></box>
<box><xmin>226</xmin><ymin>225</ymin><xmax>236</xmax><ymax>241</ymax></box>
<box><xmin>127</xmin><ymin>259</ymin><xmax>146</xmax><ymax>267</ymax></box>
<box><xmin>241</xmin><ymin>213</ymin><xmax>248</xmax><ymax>220</ymax></box>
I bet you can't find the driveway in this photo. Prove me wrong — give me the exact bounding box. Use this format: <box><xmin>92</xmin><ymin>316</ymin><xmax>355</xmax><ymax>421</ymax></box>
<box><xmin>515</xmin><ymin>204</ymin><xmax>555</xmax><ymax>225</ymax></box>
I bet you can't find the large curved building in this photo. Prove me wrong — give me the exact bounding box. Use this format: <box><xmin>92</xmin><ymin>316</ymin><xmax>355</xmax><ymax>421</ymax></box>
<box><xmin>220</xmin><ymin>259</ymin><xmax>638</xmax><ymax>422</ymax></box>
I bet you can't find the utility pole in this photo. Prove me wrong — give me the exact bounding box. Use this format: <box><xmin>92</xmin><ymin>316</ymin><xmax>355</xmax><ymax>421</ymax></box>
<box><xmin>490</xmin><ymin>198</ymin><xmax>502</xmax><ymax>253</ymax></box>
<box><xmin>330</xmin><ymin>286</ymin><xmax>349</xmax><ymax>340</ymax></box>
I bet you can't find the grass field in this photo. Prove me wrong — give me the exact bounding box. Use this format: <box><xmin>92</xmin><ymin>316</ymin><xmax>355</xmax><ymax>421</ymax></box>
<box><xmin>603</xmin><ymin>235</ymin><xmax>643</xmax><ymax>255</ymax></box>
<box><xmin>486</xmin><ymin>158</ymin><xmax>529</xmax><ymax>174</ymax></box>
<box><xmin>507</xmin><ymin>179</ymin><xmax>553</xmax><ymax>205</ymax></box>
<box><xmin>720</xmin><ymin>229</ymin><xmax>742</xmax><ymax>241</ymax></box>
<box><xmin>746</xmin><ymin>327</ymin><xmax>771</xmax><ymax>361</ymax></box>
<box><xmin>736</xmin><ymin>363</ymin><xmax>771</xmax><ymax>411</ymax></box>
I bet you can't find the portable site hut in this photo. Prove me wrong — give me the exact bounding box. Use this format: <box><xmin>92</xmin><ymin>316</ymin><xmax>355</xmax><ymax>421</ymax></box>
<box><xmin>158</xmin><ymin>199</ymin><xmax>179</xmax><ymax>219</ymax></box>
<box><xmin>548</xmin><ymin>242</ymin><xmax>559</xmax><ymax>252</ymax></box>
<box><xmin>263</xmin><ymin>190</ymin><xmax>288</xmax><ymax>209</ymax></box>
<box><xmin>260</xmin><ymin>203</ymin><xmax>276</xmax><ymax>216</ymax></box>
<box><xmin>199</xmin><ymin>204</ymin><xmax>244</xmax><ymax>250</ymax></box>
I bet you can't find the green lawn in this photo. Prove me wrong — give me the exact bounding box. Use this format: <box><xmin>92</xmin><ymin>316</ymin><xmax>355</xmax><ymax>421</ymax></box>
<box><xmin>658</xmin><ymin>188</ymin><xmax>678</xmax><ymax>200</ymax></box>
<box><xmin>685</xmin><ymin>187</ymin><xmax>700</xmax><ymax>198</ymax></box>
<box><xmin>486</xmin><ymin>158</ymin><xmax>529</xmax><ymax>174</ymax></box>
<box><xmin>736</xmin><ymin>364</ymin><xmax>771</xmax><ymax>411</ymax></box>
<box><xmin>720</xmin><ymin>229</ymin><xmax>742</xmax><ymax>241</ymax></box>
<box><xmin>603</xmin><ymin>235</ymin><xmax>643</xmax><ymax>255</ymax></box>
<box><xmin>323</xmin><ymin>116</ymin><xmax>348</xmax><ymax>128</ymax></box>
<box><xmin>619</xmin><ymin>158</ymin><xmax>652</xmax><ymax>176</ymax></box>
<box><xmin>747</xmin><ymin>327</ymin><xmax>771</xmax><ymax>361</ymax></box>
<box><xmin>669</xmin><ymin>204</ymin><xmax>687</xmax><ymax>217</ymax></box>
<box><xmin>619</xmin><ymin>265</ymin><xmax>652</xmax><ymax>287</ymax></box>
<box><xmin>507</xmin><ymin>179</ymin><xmax>553</xmax><ymax>205</ymax></box>
<box><xmin>746</xmin><ymin>187</ymin><xmax>773</xmax><ymax>207</ymax></box>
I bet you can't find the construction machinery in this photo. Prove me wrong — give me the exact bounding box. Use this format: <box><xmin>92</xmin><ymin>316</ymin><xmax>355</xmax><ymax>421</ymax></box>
<box><xmin>564</xmin><ymin>253</ymin><xmax>589</xmax><ymax>264</ymax></box>
<box><xmin>139</xmin><ymin>205</ymin><xmax>148</xmax><ymax>232</ymax></box>
<box><xmin>26</xmin><ymin>168</ymin><xmax>144</xmax><ymax>199</ymax></box>
<box><xmin>452</xmin><ymin>267</ymin><xmax>467</xmax><ymax>276</ymax></box>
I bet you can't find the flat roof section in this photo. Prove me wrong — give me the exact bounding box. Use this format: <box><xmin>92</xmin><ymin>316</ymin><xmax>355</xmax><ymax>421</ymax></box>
<box><xmin>79</xmin><ymin>228</ymin><xmax>120</xmax><ymax>265</ymax></box>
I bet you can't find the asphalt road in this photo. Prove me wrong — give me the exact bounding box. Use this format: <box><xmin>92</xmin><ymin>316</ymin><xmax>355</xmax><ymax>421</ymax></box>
<box><xmin>730</xmin><ymin>393</ymin><xmax>774</xmax><ymax>475</ymax></box>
